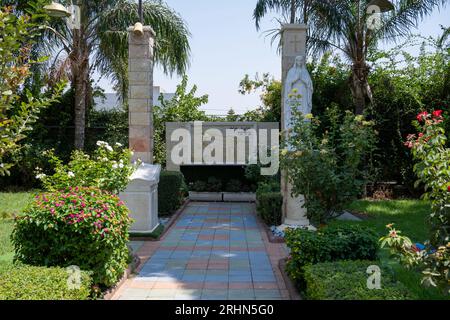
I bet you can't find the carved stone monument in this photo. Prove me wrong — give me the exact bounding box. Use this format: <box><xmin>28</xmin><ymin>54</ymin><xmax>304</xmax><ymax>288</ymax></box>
<box><xmin>283</xmin><ymin>55</ymin><xmax>313</xmax><ymax>128</ymax></box>
<box><xmin>280</xmin><ymin>24</ymin><xmax>314</xmax><ymax>230</ymax></box>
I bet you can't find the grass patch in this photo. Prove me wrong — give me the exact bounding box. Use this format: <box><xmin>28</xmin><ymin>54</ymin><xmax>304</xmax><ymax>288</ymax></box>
<box><xmin>330</xmin><ymin>199</ymin><xmax>448</xmax><ymax>300</ymax></box>
<box><xmin>332</xmin><ymin>199</ymin><xmax>431</xmax><ymax>242</ymax></box>
<box><xmin>0</xmin><ymin>192</ymin><xmax>35</xmax><ymax>219</ymax></box>
<box><xmin>0</xmin><ymin>192</ymin><xmax>34</xmax><ymax>263</ymax></box>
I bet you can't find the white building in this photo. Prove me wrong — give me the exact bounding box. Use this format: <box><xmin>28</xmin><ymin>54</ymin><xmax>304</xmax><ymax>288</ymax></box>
<box><xmin>94</xmin><ymin>86</ymin><xmax>175</xmax><ymax>111</ymax></box>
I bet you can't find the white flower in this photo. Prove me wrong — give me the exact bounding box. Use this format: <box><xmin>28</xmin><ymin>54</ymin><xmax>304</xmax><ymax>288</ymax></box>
<box><xmin>106</xmin><ymin>145</ymin><xmax>113</xmax><ymax>152</ymax></box>
<box><xmin>96</xmin><ymin>141</ymin><xmax>107</xmax><ymax>147</ymax></box>
<box><xmin>67</xmin><ymin>171</ymin><xmax>75</xmax><ymax>178</ymax></box>
<box><xmin>36</xmin><ymin>173</ymin><xmax>46</xmax><ymax>180</ymax></box>
<box><xmin>119</xmin><ymin>163</ymin><xmax>124</xmax><ymax>169</ymax></box>
<box><xmin>0</xmin><ymin>163</ymin><xmax>4</xmax><ymax>168</ymax></box>
<box><xmin>112</xmin><ymin>163</ymin><xmax>118</xmax><ymax>169</ymax></box>
<box><xmin>115</xmin><ymin>142</ymin><xmax>123</xmax><ymax>147</ymax></box>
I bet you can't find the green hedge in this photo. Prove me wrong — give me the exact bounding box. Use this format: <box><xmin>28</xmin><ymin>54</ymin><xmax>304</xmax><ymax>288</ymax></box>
<box><xmin>285</xmin><ymin>224</ymin><xmax>378</xmax><ymax>287</ymax></box>
<box><xmin>159</xmin><ymin>171</ymin><xmax>186</xmax><ymax>216</ymax></box>
<box><xmin>0</xmin><ymin>263</ymin><xmax>92</xmax><ymax>300</ymax></box>
<box><xmin>304</xmin><ymin>260</ymin><xmax>416</xmax><ymax>300</ymax></box>
<box><xmin>256</xmin><ymin>192</ymin><xmax>283</xmax><ymax>226</ymax></box>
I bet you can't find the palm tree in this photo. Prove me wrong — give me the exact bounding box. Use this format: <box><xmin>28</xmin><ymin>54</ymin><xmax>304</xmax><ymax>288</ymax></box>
<box><xmin>254</xmin><ymin>0</ymin><xmax>447</xmax><ymax>115</ymax></box>
<box><xmin>253</xmin><ymin>0</ymin><xmax>311</xmax><ymax>29</ymax></box>
<box><xmin>37</xmin><ymin>0</ymin><xmax>190</xmax><ymax>149</ymax></box>
<box><xmin>307</xmin><ymin>0</ymin><xmax>447</xmax><ymax>114</ymax></box>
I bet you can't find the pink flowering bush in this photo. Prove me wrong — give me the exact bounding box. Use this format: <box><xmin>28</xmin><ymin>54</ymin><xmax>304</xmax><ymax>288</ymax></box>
<box><xmin>11</xmin><ymin>187</ymin><xmax>133</xmax><ymax>288</ymax></box>
<box><xmin>382</xmin><ymin>110</ymin><xmax>449</xmax><ymax>295</ymax></box>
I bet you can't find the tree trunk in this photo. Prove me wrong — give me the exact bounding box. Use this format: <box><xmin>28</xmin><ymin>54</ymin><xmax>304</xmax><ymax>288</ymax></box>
<box><xmin>71</xmin><ymin>29</ymin><xmax>89</xmax><ymax>150</ymax></box>
<box><xmin>350</xmin><ymin>62</ymin><xmax>372</xmax><ymax>115</ymax></box>
<box><xmin>290</xmin><ymin>0</ymin><xmax>296</xmax><ymax>23</ymax></box>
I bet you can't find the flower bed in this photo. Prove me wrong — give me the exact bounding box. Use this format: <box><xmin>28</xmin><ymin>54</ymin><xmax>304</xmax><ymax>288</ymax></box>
<box><xmin>12</xmin><ymin>187</ymin><xmax>132</xmax><ymax>288</ymax></box>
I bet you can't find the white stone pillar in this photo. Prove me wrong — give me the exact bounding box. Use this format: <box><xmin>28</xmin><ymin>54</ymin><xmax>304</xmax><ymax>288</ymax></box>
<box><xmin>280</xmin><ymin>24</ymin><xmax>311</xmax><ymax>227</ymax></box>
<box><xmin>128</xmin><ymin>26</ymin><xmax>155</xmax><ymax>164</ymax></box>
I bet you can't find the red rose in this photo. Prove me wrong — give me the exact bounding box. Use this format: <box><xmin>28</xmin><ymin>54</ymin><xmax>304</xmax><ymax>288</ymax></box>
<box><xmin>416</xmin><ymin>111</ymin><xmax>429</xmax><ymax>122</ymax></box>
<box><xmin>432</xmin><ymin>110</ymin><xmax>443</xmax><ymax>118</ymax></box>
<box><xmin>448</xmin><ymin>186</ymin><xmax>450</xmax><ymax>192</ymax></box>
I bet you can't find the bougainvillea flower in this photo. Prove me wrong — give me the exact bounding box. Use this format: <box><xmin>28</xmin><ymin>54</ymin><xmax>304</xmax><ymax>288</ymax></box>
<box><xmin>432</xmin><ymin>110</ymin><xmax>443</xmax><ymax>118</ymax></box>
<box><xmin>416</xmin><ymin>111</ymin><xmax>429</xmax><ymax>122</ymax></box>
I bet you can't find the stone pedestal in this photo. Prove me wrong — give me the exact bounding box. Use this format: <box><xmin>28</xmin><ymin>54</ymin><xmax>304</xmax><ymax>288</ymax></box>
<box><xmin>128</xmin><ymin>26</ymin><xmax>155</xmax><ymax>164</ymax></box>
<box><xmin>280</xmin><ymin>24</ymin><xmax>313</xmax><ymax>228</ymax></box>
<box><xmin>120</xmin><ymin>163</ymin><xmax>161</xmax><ymax>233</ymax></box>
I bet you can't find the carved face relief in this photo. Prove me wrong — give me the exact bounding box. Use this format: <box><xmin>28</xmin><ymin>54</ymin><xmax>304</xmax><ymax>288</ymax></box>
<box><xmin>295</xmin><ymin>55</ymin><xmax>306</xmax><ymax>68</ymax></box>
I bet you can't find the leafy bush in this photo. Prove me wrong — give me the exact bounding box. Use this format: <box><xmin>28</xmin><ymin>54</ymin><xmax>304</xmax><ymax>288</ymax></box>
<box><xmin>206</xmin><ymin>177</ymin><xmax>222</xmax><ymax>192</ymax></box>
<box><xmin>280</xmin><ymin>106</ymin><xmax>376</xmax><ymax>225</ymax></box>
<box><xmin>154</xmin><ymin>76</ymin><xmax>209</xmax><ymax>165</ymax></box>
<box><xmin>0</xmin><ymin>263</ymin><xmax>92</xmax><ymax>300</ymax></box>
<box><xmin>384</xmin><ymin>110</ymin><xmax>450</xmax><ymax>295</ymax></box>
<box><xmin>190</xmin><ymin>180</ymin><xmax>207</xmax><ymax>192</ymax></box>
<box><xmin>159</xmin><ymin>171</ymin><xmax>186</xmax><ymax>215</ymax></box>
<box><xmin>36</xmin><ymin>141</ymin><xmax>137</xmax><ymax>194</ymax></box>
<box><xmin>256</xmin><ymin>192</ymin><xmax>283</xmax><ymax>226</ymax></box>
<box><xmin>0</xmin><ymin>4</ymin><xmax>63</xmax><ymax>176</ymax></box>
<box><xmin>11</xmin><ymin>187</ymin><xmax>132</xmax><ymax>288</ymax></box>
<box><xmin>225</xmin><ymin>179</ymin><xmax>242</xmax><ymax>192</ymax></box>
<box><xmin>303</xmin><ymin>260</ymin><xmax>415</xmax><ymax>300</ymax></box>
<box><xmin>285</xmin><ymin>225</ymin><xmax>378</xmax><ymax>286</ymax></box>
<box><xmin>256</xmin><ymin>180</ymin><xmax>280</xmax><ymax>195</ymax></box>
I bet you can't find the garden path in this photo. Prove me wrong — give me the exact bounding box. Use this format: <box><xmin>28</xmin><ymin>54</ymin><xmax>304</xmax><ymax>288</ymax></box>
<box><xmin>112</xmin><ymin>202</ymin><xmax>290</xmax><ymax>300</ymax></box>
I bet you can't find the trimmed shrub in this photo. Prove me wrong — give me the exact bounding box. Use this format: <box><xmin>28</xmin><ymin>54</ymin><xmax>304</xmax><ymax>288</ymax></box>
<box><xmin>158</xmin><ymin>171</ymin><xmax>186</xmax><ymax>215</ymax></box>
<box><xmin>225</xmin><ymin>179</ymin><xmax>242</xmax><ymax>192</ymax></box>
<box><xmin>11</xmin><ymin>187</ymin><xmax>132</xmax><ymax>288</ymax></box>
<box><xmin>303</xmin><ymin>260</ymin><xmax>416</xmax><ymax>300</ymax></box>
<box><xmin>0</xmin><ymin>263</ymin><xmax>92</xmax><ymax>300</ymax></box>
<box><xmin>285</xmin><ymin>225</ymin><xmax>378</xmax><ymax>286</ymax></box>
<box><xmin>256</xmin><ymin>192</ymin><xmax>283</xmax><ymax>226</ymax></box>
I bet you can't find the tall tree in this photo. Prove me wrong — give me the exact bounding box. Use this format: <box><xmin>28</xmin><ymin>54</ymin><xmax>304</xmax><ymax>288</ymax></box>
<box><xmin>254</xmin><ymin>0</ymin><xmax>447</xmax><ymax>114</ymax></box>
<box><xmin>253</xmin><ymin>0</ymin><xmax>311</xmax><ymax>29</ymax></box>
<box><xmin>24</xmin><ymin>0</ymin><xmax>190</xmax><ymax>149</ymax></box>
<box><xmin>308</xmin><ymin>0</ymin><xmax>447</xmax><ymax>114</ymax></box>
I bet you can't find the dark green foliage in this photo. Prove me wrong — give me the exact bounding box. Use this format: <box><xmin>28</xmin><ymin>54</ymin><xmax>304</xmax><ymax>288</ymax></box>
<box><xmin>207</xmin><ymin>177</ymin><xmax>222</xmax><ymax>192</ymax></box>
<box><xmin>158</xmin><ymin>171</ymin><xmax>186</xmax><ymax>215</ymax></box>
<box><xmin>285</xmin><ymin>224</ymin><xmax>378</xmax><ymax>287</ymax></box>
<box><xmin>182</xmin><ymin>166</ymin><xmax>257</xmax><ymax>192</ymax></box>
<box><xmin>238</xmin><ymin>73</ymin><xmax>282</xmax><ymax>123</ymax></box>
<box><xmin>225</xmin><ymin>179</ymin><xmax>242</xmax><ymax>192</ymax></box>
<box><xmin>367</xmin><ymin>40</ymin><xmax>450</xmax><ymax>194</ymax></box>
<box><xmin>11</xmin><ymin>188</ymin><xmax>132</xmax><ymax>288</ymax></box>
<box><xmin>303</xmin><ymin>260</ymin><xmax>415</xmax><ymax>300</ymax></box>
<box><xmin>256</xmin><ymin>191</ymin><xmax>283</xmax><ymax>226</ymax></box>
<box><xmin>190</xmin><ymin>180</ymin><xmax>208</xmax><ymax>192</ymax></box>
<box><xmin>0</xmin><ymin>263</ymin><xmax>92</xmax><ymax>300</ymax></box>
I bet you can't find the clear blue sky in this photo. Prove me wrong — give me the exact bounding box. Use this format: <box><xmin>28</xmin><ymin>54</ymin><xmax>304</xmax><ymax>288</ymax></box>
<box><xmin>99</xmin><ymin>0</ymin><xmax>449</xmax><ymax>115</ymax></box>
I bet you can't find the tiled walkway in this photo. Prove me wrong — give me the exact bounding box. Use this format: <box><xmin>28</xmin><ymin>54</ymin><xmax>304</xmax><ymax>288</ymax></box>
<box><xmin>112</xmin><ymin>202</ymin><xmax>290</xmax><ymax>300</ymax></box>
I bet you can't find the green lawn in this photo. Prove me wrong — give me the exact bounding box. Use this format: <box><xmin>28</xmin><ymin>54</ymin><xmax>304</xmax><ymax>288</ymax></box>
<box><xmin>335</xmin><ymin>199</ymin><xmax>431</xmax><ymax>242</ymax></box>
<box><xmin>330</xmin><ymin>199</ymin><xmax>447</xmax><ymax>300</ymax></box>
<box><xmin>0</xmin><ymin>192</ymin><xmax>35</xmax><ymax>263</ymax></box>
